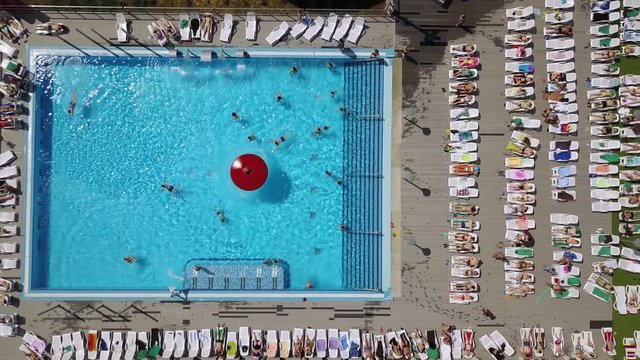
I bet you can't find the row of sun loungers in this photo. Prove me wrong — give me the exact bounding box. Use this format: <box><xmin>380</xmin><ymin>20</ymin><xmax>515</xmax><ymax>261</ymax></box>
<box><xmin>116</xmin><ymin>12</ymin><xmax>366</xmax><ymax>47</ymax></box>
<box><xmin>446</xmin><ymin>42</ymin><xmax>481</xmax><ymax>305</ymax></box>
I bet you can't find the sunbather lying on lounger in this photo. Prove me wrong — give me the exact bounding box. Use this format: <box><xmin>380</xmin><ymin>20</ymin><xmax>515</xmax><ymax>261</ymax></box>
<box><xmin>451</xmin><ymin>232</ymin><xmax>475</xmax><ymax>242</ymax></box>
<box><xmin>555</xmin><ymin>191</ymin><xmax>575</xmax><ymax>202</ymax></box>
<box><xmin>362</xmin><ymin>336</ymin><xmax>372</xmax><ymax>360</ymax></box>
<box><xmin>506</xmin><ymin>142</ymin><xmax>536</xmax><ymax>157</ymax></box>
<box><xmin>510</xmin><ymin>194</ymin><xmax>534</xmax><ymax>203</ymax></box>
<box><xmin>451</xmin><ymin>44</ymin><xmax>475</xmax><ymax>53</ymax></box>
<box><xmin>506</xmin><ymin>284</ymin><xmax>534</xmax><ymax>296</ymax></box>
<box><xmin>451</xmin><ymin>293</ymin><xmax>477</xmax><ymax>303</ymax></box>
<box><xmin>293</xmin><ymin>335</ymin><xmax>303</xmax><ymax>358</ymax></box>
<box><xmin>547</xmin><ymin>24</ymin><xmax>573</xmax><ymax>35</ymax></box>
<box><xmin>453</xmin><ymin>243</ymin><xmax>475</xmax><ymax>253</ymax></box>
<box><xmin>507</xmin><ymin>183</ymin><xmax>534</xmax><ymax>193</ymax></box>
<box><xmin>452</xmin><ymin>281</ymin><xmax>476</xmax><ymax>292</ymax></box>
<box><xmin>543</xmin><ymin>90</ymin><xmax>570</xmax><ymax>102</ymax></box>
<box><xmin>593</xmin><ymin>261</ymin><xmax>615</xmax><ymax>276</ymax></box>
<box><xmin>594</xmin><ymin>50</ymin><xmax>620</xmax><ymax>61</ymax></box>
<box><xmin>589</xmin><ymin>100</ymin><xmax>619</xmax><ymax>110</ymax></box>
<box><xmin>549</xmin><ymin>72</ymin><xmax>569</xmax><ymax>84</ymax></box>
<box><xmin>451</xmin><ymin>203</ymin><xmax>479</xmax><ymax>215</ymax></box>
<box><xmin>0</xmin><ymin>117</ymin><xmax>18</xmax><ymax>129</ymax></box>
<box><xmin>522</xmin><ymin>330</ymin><xmax>533</xmax><ymax>358</ymax></box>
<box><xmin>452</xmin><ymin>164</ymin><xmax>480</xmax><ymax>176</ymax></box>
<box><xmin>512</xmin><ymin>260</ymin><xmax>533</xmax><ymax>270</ymax></box>
<box><xmin>628</xmin><ymin>289</ymin><xmax>638</xmax><ymax>313</ymax></box>
<box><xmin>453</xmin><ymin>256</ymin><xmax>482</xmax><ymax>268</ymax></box>
<box><xmin>547</xmin><ymin>282</ymin><xmax>566</xmax><ymax>294</ymax></box>
<box><xmin>591</xmin><ymin>112</ymin><xmax>618</xmax><ymax>122</ymax></box>
<box><xmin>452</xmin><ymin>69</ymin><xmax>475</xmax><ymax>78</ymax></box>
<box><xmin>451</xmin><ymin>95</ymin><xmax>474</xmax><ymax>106</ymax></box>
<box><xmin>511</xmin><ymin>73</ymin><xmax>534</xmax><ymax>86</ymax></box>
<box><xmin>555</xmin><ymin>256</ymin><xmax>572</xmax><ymax>266</ymax></box>
<box><xmin>389</xmin><ymin>337</ymin><xmax>403</xmax><ymax>358</ymax></box>
<box><xmin>304</xmin><ymin>334</ymin><xmax>315</xmax><ymax>357</ymax></box>
<box><xmin>454</xmin><ymin>82</ymin><xmax>476</xmax><ymax>94</ymax></box>
<box><xmin>0</xmin><ymin>294</ymin><xmax>11</xmax><ymax>306</ymax></box>
<box><xmin>592</xmin><ymin>275</ymin><xmax>614</xmax><ymax>292</ymax></box>
<box><xmin>505</xmin><ymin>204</ymin><xmax>529</xmax><ymax>215</ymax></box>
<box><xmin>399</xmin><ymin>332</ymin><xmax>412</xmax><ymax>358</ymax></box>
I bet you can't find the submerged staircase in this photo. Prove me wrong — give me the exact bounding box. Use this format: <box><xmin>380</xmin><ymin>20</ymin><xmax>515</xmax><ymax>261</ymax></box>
<box><xmin>341</xmin><ymin>60</ymin><xmax>385</xmax><ymax>290</ymax></box>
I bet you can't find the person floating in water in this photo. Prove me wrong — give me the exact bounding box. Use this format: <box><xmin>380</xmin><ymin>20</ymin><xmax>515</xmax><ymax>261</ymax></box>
<box><xmin>290</xmin><ymin>66</ymin><xmax>299</xmax><ymax>76</ymax></box>
<box><xmin>339</xmin><ymin>106</ymin><xmax>348</xmax><ymax>113</ymax></box>
<box><xmin>274</xmin><ymin>136</ymin><xmax>287</xmax><ymax>150</ymax></box>
<box><xmin>247</xmin><ymin>132</ymin><xmax>256</xmax><ymax>142</ymax></box>
<box><xmin>161</xmin><ymin>181</ymin><xmax>175</xmax><ymax>193</ymax></box>
<box><xmin>326</xmin><ymin>61</ymin><xmax>335</xmax><ymax>70</ymax></box>
<box><xmin>325</xmin><ymin>170</ymin><xmax>343</xmax><ymax>186</ymax></box>
<box><xmin>68</xmin><ymin>90</ymin><xmax>77</xmax><ymax>117</ymax></box>
<box><xmin>313</xmin><ymin>125</ymin><xmax>329</xmax><ymax>135</ymax></box>
<box><xmin>215</xmin><ymin>208</ymin><xmax>227</xmax><ymax>223</ymax></box>
<box><xmin>329</xmin><ymin>90</ymin><xmax>336</xmax><ymax>98</ymax></box>
<box><xmin>123</xmin><ymin>256</ymin><xmax>136</xmax><ymax>264</ymax></box>
<box><xmin>276</xmin><ymin>92</ymin><xmax>283</xmax><ymax>102</ymax></box>
<box><xmin>232</xmin><ymin>112</ymin><xmax>239</xmax><ymax>120</ymax></box>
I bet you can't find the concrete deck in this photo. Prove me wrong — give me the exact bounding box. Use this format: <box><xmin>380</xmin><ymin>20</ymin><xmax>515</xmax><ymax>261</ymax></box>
<box><xmin>0</xmin><ymin>1</ymin><xmax>626</xmax><ymax>359</ymax></box>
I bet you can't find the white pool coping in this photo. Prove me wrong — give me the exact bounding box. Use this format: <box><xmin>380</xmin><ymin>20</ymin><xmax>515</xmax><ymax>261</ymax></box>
<box><xmin>22</xmin><ymin>46</ymin><xmax>394</xmax><ymax>301</ymax></box>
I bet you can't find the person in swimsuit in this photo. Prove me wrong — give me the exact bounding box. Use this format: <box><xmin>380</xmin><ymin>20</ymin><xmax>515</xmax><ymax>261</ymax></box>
<box><xmin>68</xmin><ymin>90</ymin><xmax>77</xmax><ymax>117</ymax></box>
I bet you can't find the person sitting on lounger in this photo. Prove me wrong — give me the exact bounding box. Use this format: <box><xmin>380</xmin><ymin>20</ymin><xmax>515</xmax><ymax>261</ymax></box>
<box><xmin>389</xmin><ymin>337</ymin><xmax>402</xmax><ymax>358</ymax></box>
<box><xmin>594</xmin><ymin>50</ymin><xmax>620</xmax><ymax>61</ymax></box>
<box><xmin>594</xmin><ymin>262</ymin><xmax>615</xmax><ymax>276</ymax></box>
<box><xmin>399</xmin><ymin>332</ymin><xmax>413</xmax><ymax>358</ymax></box>
<box><xmin>362</xmin><ymin>336</ymin><xmax>372</xmax><ymax>360</ymax></box>
<box><xmin>304</xmin><ymin>334</ymin><xmax>315</xmax><ymax>357</ymax></box>
<box><xmin>512</xmin><ymin>231</ymin><xmax>532</xmax><ymax>246</ymax></box>
<box><xmin>452</xmin><ymin>69</ymin><xmax>474</xmax><ymax>78</ymax></box>
<box><xmin>451</xmin><ymin>95</ymin><xmax>473</xmax><ymax>106</ymax></box>
<box><xmin>0</xmin><ymin>294</ymin><xmax>11</xmax><ymax>306</ymax></box>
<box><xmin>511</xmin><ymin>87</ymin><xmax>529</xmax><ymax>97</ymax></box>
<box><xmin>455</xmin><ymin>82</ymin><xmax>476</xmax><ymax>94</ymax></box>
<box><xmin>541</xmin><ymin>108</ymin><xmax>559</xmax><ymax>124</ymax></box>
<box><xmin>510</xmin><ymin>34</ymin><xmax>530</xmax><ymax>43</ymax></box>
<box><xmin>454</xmin><ymin>243</ymin><xmax>475</xmax><ymax>253</ymax></box>
<box><xmin>547</xmin><ymin>24</ymin><xmax>573</xmax><ymax>35</ymax></box>
<box><xmin>489</xmin><ymin>346</ymin><xmax>506</xmax><ymax>360</ymax></box>
<box><xmin>510</xmin><ymin>100</ymin><xmax>534</xmax><ymax>111</ymax></box>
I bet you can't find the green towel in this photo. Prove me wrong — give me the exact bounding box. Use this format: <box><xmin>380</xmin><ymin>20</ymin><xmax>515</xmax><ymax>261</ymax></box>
<box><xmin>567</xmin><ymin>276</ymin><xmax>581</xmax><ymax>287</ymax></box>
<box><xmin>601</xmin><ymin>153</ymin><xmax>619</xmax><ymax>163</ymax></box>
<box><xmin>514</xmin><ymin>117</ymin><xmax>523</xmax><ymax>126</ymax></box>
<box><xmin>600</xmin><ymin>38</ymin><xmax>612</xmax><ymax>47</ymax></box>
<box><xmin>135</xmin><ymin>350</ymin><xmax>148</xmax><ymax>360</ymax></box>
<box><xmin>516</xmin><ymin>248</ymin><xmax>533</xmax><ymax>257</ymax></box>
<box><xmin>6</xmin><ymin>62</ymin><xmax>19</xmax><ymax>74</ymax></box>
<box><xmin>592</xmin><ymin>286</ymin><xmax>612</xmax><ymax>302</ymax></box>
<box><xmin>625</xmin><ymin>182</ymin><xmax>633</xmax><ymax>192</ymax></box>
<box><xmin>427</xmin><ymin>348</ymin><xmax>440</xmax><ymax>359</ymax></box>
<box><xmin>630</xmin><ymin>9</ymin><xmax>640</xmax><ymax>18</ymax></box>
<box><xmin>552</xmin><ymin>239</ymin><xmax>570</xmax><ymax>249</ymax></box>
<box><xmin>180</xmin><ymin>19</ymin><xmax>189</xmax><ymax>28</ymax></box>
<box><xmin>227</xmin><ymin>341</ymin><xmax>237</xmax><ymax>356</ymax></box>
<box><xmin>599</xmin><ymin>246</ymin><xmax>612</xmax><ymax>256</ymax></box>
<box><xmin>557</xmin><ymin>289</ymin><xmax>570</xmax><ymax>298</ymax></box>
<box><xmin>599</xmin><ymin>25</ymin><xmax>610</xmax><ymax>34</ymax></box>
<box><xmin>148</xmin><ymin>344</ymin><xmax>161</xmax><ymax>357</ymax></box>
<box><xmin>598</xmin><ymin>234</ymin><xmax>608</xmax><ymax>243</ymax></box>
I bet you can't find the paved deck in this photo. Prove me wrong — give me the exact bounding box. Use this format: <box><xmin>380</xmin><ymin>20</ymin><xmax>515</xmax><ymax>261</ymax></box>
<box><xmin>0</xmin><ymin>1</ymin><xmax>625</xmax><ymax>359</ymax></box>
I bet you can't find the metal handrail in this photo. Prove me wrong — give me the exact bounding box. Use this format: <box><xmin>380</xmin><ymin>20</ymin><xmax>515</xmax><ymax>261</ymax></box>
<box><xmin>2</xmin><ymin>4</ymin><xmax>386</xmax><ymax>16</ymax></box>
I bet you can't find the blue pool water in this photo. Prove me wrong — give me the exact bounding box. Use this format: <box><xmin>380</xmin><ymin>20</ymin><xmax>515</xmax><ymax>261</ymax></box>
<box><xmin>29</xmin><ymin>53</ymin><xmax>386</xmax><ymax>293</ymax></box>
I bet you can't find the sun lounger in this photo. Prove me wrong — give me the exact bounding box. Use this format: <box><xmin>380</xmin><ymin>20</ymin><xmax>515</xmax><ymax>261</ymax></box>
<box><xmin>347</xmin><ymin>17</ymin><xmax>365</xmax><ymax>44</ymax></box>
<box><xmin>591</xmin><ymin>77</ymin><xmax>621</xmax><ymax>88</ymax></box>
<box><xmin>449</xmin><ymin>187</ymin><xmax>479</xmax><ymax>199</ymax></box>
<box><xmin>591</xmin><ymin>139</ymin><xmax>620</xmax><ymax>150</ymax></box>
<box><xmin>552</xmin><ymin>177</ymin><xmax>575</xmax><ymax>188</ymax></box>
<box><xmin>591</xmin><ymin>37</ymin><xmax>620</xmax><ymax>49</ymax></box>
<box><xmin>160</xmin><ymin>331</ymin><xmax>174</xmax><ymax>359</ymax></box>
<box><xmin>620</xmin><ymin>196</ymin><xmax>640</xmax><ymax>208</ymax></box>
<box><xmin>245</xmin><ymin>12</ymin><xmax>257</xmax><ymax>41</ymax></box>
<box><xmin>479</xmin><ymin>335</ymin><xmax>500</xmax><ymax>360</ymax></box>
<box><xmin>552</xmin><ymin>165</ymin><xmax>576</xmax><ymax>177</ymax></box>
<box><xmin>226</xmin><ymin>331</ymin><xmax>237</xmax><ymax>359</ymax></box>
<box><xmin>506</xmin><ymin>219</ymin><xmax>535</xmax><ymax>230</ymax></box>
<box><xmin>591</xmin><ymin>24</ymin><xmax>619</xmax><ymax>36</ymax></box>
<box><xmin>0</xmin><ymin>225</ymin><xmax>18</xmax><ymax>238</ymax></box>
<box><xmin>591</xmin><ymin>152</ymin><xmax>619</xmax><ymax>164</ymax></box>
<box><xmin>290</xmin><ymin>20</ymin><xmax>308</xmax><ymax>39</ymax></box>
<box><xmin>0</xmin><ymin>39</ymin><xmax>17</xmax><ymax>58</ymax></box>
<box><xmin>591</xmin><ymin>189</ymin><xmax>619</xmax><ymax>200</ymax></box>
<box><xmin>266</xmin><ymin>22</ymin><xmax>289</xmax><ymax>46</ymax></box>
<box><xmin>506</xmin><ymin>99</ymin><xmax>535</xmax><ymax>112</ymax></box>
<box><xmin>188</xmin><ymin>12</ymin><xmax>201</xmax><ymax>39</ymax></box>
<box><xmin>621</xmin><ymin>247</ymin><xmax>640</xmax><ymax>261</ymax></box>
<box><xmin>506</xmin><ymin>6</ymin><xmax>534</xmax><ymax>18</ymax></box>
<box><xmin>447</xmin><ymin>143</ymin><xmax>477</xmax><ymax>153</ymax></box>
<box><xmin>506</xmin><ymin>169</ymin><xmax>534</xmax><ymax>180</ymax></box>
<box><xmin>505</xmin><ymin>47</ymin><xmax>532</xmax><ymax>59</ymax></box>
<box><xmin>505</xmin><ymin>271</ymin><xmax>534</xmax><ymax>283</ymax></box>
<box><xmin>0</xmin><ymin>277</ymin><xmax>17</xmax><ymax>292</ymax></box>
<box><xmin>0</xmin><ymin>242</ymin><xmax>18</xmax><ymax>254</ymax></box>
<box><xmin>219</xmin><ymin>14</ymin><xmax>233</xmax><ymax>43</ymax></box>
<box><xmin>592</xmin><ymin>201</ymin><xmax>621</xmax><ymax>212</ymax></box>
<box><xmin>448</xmin><ymin>177</ymin><xmax>475</xmax><ymax>188</ymax></box>
<box><xmin>584</xmin><ymin>282</ymin><xmax>612</xmax><ymax>302</ymax></box>
<box><xmin>138</xmin><ymin>332</ymin><xmax>150</xmax><ymax>359</ymax></box>
<box><xmin>333</xmin><ymin>15</ymin><xmax>353</xmax><ymax>41</ymax></box>
<box><xmin>504</xmin><ymin>260</ymin><xmax>534</xmax><ymax>271</ymax></box>
<box><xmin>252</xmin><ymin>330</ymin><xmax>264</xmax><ymax>358</ymax></box>
<box><xmin>450</xmin><ymin>69</ymin><xmax>478</xmax><ymax>80</ymax></box>
<box><xmin>510</xmin><ymin>116</ymin><xmax>540</xmax><ymax>129</ymax></box>
<box><xmin>505</xmin><ymin>86</ymin><xmax>534</xmax><ymax>98</ymax></box>
<box><xmin>313</xmin><ymin>330</ymin><xmax>326</xmax><ymax>359</ymax></box>
<box><xmin>592</xmin><ymin>245</ymin><xmax>621</xmax><ymax>257</ymax></box>
<box><xmin>553</xmin><ymin>250</ymin><xmax>582</xmax><ymax>263</ymax></box>
<box><xmin>508</xmin><ymin>19</ymin><xmax>535</xmax><ymax>31</ymax></box>
<box><xmin>505</xmin><ymin>157</ymin><xmax>534</xmax><ymax>169</ymax></box>
<box><xmin>549</xmin><ymin>151</ymin><xmax>578</xmax><ymax>162</ymax></box>
<box><xmin>546</xmin><ymin>11</ymin><xmax>572</xmax><ymax>24</ymax></box>
<box><xmin>591</xmin><ymin>234</ymin><xmax>620</xmax><ymax>245</ymax></box>
<box><xmin>321</xmin><ymin>13</ymin><xmax>338</xmax><ymax>41</ymax></box>
<box><xmin>0</xmin><ymin>151</ymin><xmax>16</xmax><ymax>168</ymax></box>
<box><xmin>589</xmin><ymin>164</ymin><xmax>618</xmax><ymax>175</ymax></box>
<box><xmin>550</xmin><ymin>328</ymin><xmax>564</xmax><ymax>357</ymax></box>
<box><xmin>450</xmin><ymin>121</ymin><xmax>478</xmax><ymax>131</ymax></box>
<box><xmin>449</xmin><ymin>130</ymin><xmax>477</xmax><ymax>142</ymax></box>
<box><xmin>187</xmin><ymin>330</ymin><xmax>199</xmax><ymax>358</ymax></box>
<box><xmin>0</xmin><ymin>324</ymin><xmax>17</xmax><ymax>337</ymax></box>
<box><xmin>278</xmin><ymin>330</ymin><xmax>290</xmax><ymax>359</ymax></box>
<box><xmin>614</xmin><ymin>286</ymin><xmax>627</xmax><ymax>315</ymax></box>
<box><xmin>551</xmin><ymin>287</ymin><xmax>580</xmax><ymax>298</ymax></box>
<box><xmin>505</xmin><ymin>247</ymin><xmax>534</xmax><ymax>258</ymax></box>
<box><xmin>348</xmin><ymin>329</ymin><xmax>360</xmax><ymax>359</ymax></box>
<box><xmin>337</xmin><ymin>331</ymin><xmax>348</xmax><ymax>359</ymax></box>
<box><xmin>98</xmin><ymin>331</ymin><xmax>110</xmax><ymax>360</ymax></box>
<box><xmin>547</xmin><ymin>62</ymin><xmax>575</xmax><ymax>73</ymax></box>
<box><xmin>449</xmin><ymin>293</ymin><xmax>478</xmax><ymax>304</ymax></box>
<box><xmin>550</xmin><ymin>213</ymin><xmax>578</xmax><ymax>225</ymax></box>
<box><xmin>304</xmin><ymin>16</ymin><xmax>324</xmax><ymax>41</ymax></box>
<box><xmin>546</xmin><ymin>0</ymin><xmax>574</xmax><ymax>8</ymax></box>
<box><xmin>450</xmin><ymin>153</ymin><xmax>477</xmax><ymax>163</ymax></box>
<box><xmin>601</xmin><ymin>327</ymin><xmax>616</xmax><ymax>356</ymax></box>
<box><xmin>178</xmin><ymin>13</ymin><xmax>190</xmax><ymax>41</ymax></box>
<box><xmin>550</xmin><ymin>141</ymin><xmax>579</xmax><ymax>151</ymax></box>
<box><xmin>72</xmin><ymin>332</ymin><xmax>85</xmax><ymax>360</ymax></box>
<box><xmin>593</xmin><ymin>12</ymin><xmax>621</xmax><ymax>23</ymax></box>
<box><xmin>504</xmin><ymin>34</ymin><xmax>532</xmax><ymax>46</ymax></box>
<box><xmin>546</xmin><ymin>38</ymin><xmax>574</xmax><ymax>50</ymax></box>
<box><xmin>265</xmin><ymin>330</ymin><xmax>277</xmax><ymax>358</ymax></box>
<box><xmin>450</xmin><ymin>44</ymin><xmax>477</xmax><ymax>56</ymax></box>
<box><xmin>200</xmin><ymin>329</ymin><xmax>212</xmax><ymax>358</ymax></box>
<box><xmin>449</xmin><ymin>243</ymin><xmax>478</xmax><ymax>254</ymax></box>
<box><xmin>592</xmin><ymin>63</ymin><xmax>620</xmax><ymax>75</ymax></box>
<box><xmin>147</xmin><ymin>23</ymin><xmax>167</xmax><ymax>46</ymax></box>
<box><xmin>505</xmin><ymin>62</ymin><xmax>534</xmax><ymax>73</ymax></box>
<box><xmin>546</xmin><ymin>50</ymin><xmax>574</xmax><ymax>62</ymax></box>
<box><xmin>123</xmin><ymin>331</ymin><xmax>136</xmax><ymax>360</ymax></box>
<box><xmin>620</xmin><ymin>259</ymin><xmax>640</xmax><ymax>274</ymax></box>
<box><xmin>109</xmin><ymin>332</ymin><xmax>122</xmax><ymax>360</ymax></box>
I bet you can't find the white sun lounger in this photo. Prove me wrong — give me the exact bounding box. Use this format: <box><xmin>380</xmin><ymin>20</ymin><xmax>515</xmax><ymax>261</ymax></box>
<box><xmin>505</xmin><ymin>87</ymin><xmax>534</xmax><ymax>98</ymax></box>
<box><xmin>245</xmin><ymin>12</ymin><xmax>257</xmax><ymax>41</ymax></box>
<box><xmin>590</xmin><ymin>164</ymin><xmax>618</xmax><ymax>175</ymax></box>
<box><xmin>160</xmin><ymin>330</ymin><xmax>174</xmax><ymax>359</ymax></box>
<box><xmin>348</xmin><ymin>329</ymin><xmax>360</xmax><ymax>359</ymax></box>
<box><xmin>450</xmin><ymin>108</ymin><xmax>479</xmax><ymax>120</ymax></box>
<box><xmin>337</xmin><ymin>330</ymin><xmax>348</xmax><ymax>359</ymax></box>
<box><xmin>188</xmin><ymin>330</ymin><xmax>200</xmax><ymax>358</ymax></box>
<box><xmin>591</xmin><ymin>234</ymin><xmax>620</xmax><ymax>245</ymax></box>
<box><xmin>505</xmin><ymin>260</ymin><xmax>534</xmax><ymax>271</ymax></box>
<box><xmin>583</xmin><ymin>282</ymin><xmax>612</xmax><ymax>302</ymax></box>
<box><xmin>546</xmin><ymin>0</ymin><xmax>574</xmax><ymax>9</ymax></box>
<box><xmin>327</xmin><ymin>329</ymin><xmax>339</xmax><ymax>359</ymax></box>
<box><xmin>506</xmin><ymin>169</ymin><xmax>534</xmax><ymax>180</ymax></box>
<box><xmin>99</xmin><ymin>331</ymin><xmax>111</xmax><ymax>360</ymax></box>
<box><xmin>0</xmin><ymin>324</ymin><xmax>17</xmax><ymax>337</ymax></box>
<box><xmin>59</xmin><ymin>334</ymin><xmax>72</xmax><ymax>360</ymax></box>
<box><xmin>226</xmin><ymin>331</ymin><xmax>236</xmax><ymax>359</ymax></box>
<box><xmin>280</xmin><ymin>330</ymin><xmax>291</xmax><ymax>359</ymax></box>
<box><xmin>219</xmin><ymin>14</ymin><xmax>233</xmax><ymax>43</ymax></box>
<box><xmin>123</xmin><ymin>331</ymin><xmax>136</xmax><ymax>360</ymax></box>
<box><xmin>551</xmin><ymin>177</ymin><xmax>575</xmax><ymax>188</ymax></box>
<box><xmin>505</xmin><ymin>47</ymin><xmax>532</xmax><ymax>59</ymax></box>
<box><xmin>550</xmin><ymin>141</ymin><xmax>579</xmax><ymax>151</ymax></box>
<box><xmin>332</xmin><ymin>15</ymin><xmax>353</xmax><ymax>41</ymax></box>
<box><xmin>0</xmin><ymin>39</ymin><xmax>17</xmax><ymax>58</ymax></box>
<box><xmin>316</xmin><ymin>329</ymin><xmax>327</xmax><ymax>359</ymax></box>
<box><xmin>591</xmin><ymin>177</ymin><xmax>619</xmax><ymax>187</ymax></box>
<box><xmin>321</xmin><ymin>13</ymin><xmax>338</xmax><ymax>41</ymax></box>
<box><xmin>591</xmin><ymin>77</ymin><xmax>621</xmax><ymax>88</ymax></box>
<box><xmin>447</xmin><ymin>143</ymin><xmax>477</xmax><ymax>153</ymax></box>
<box><xmin>614</xmin><ymin>287</ymin><xmax>627</xmax><ymax>315</ymax></box>
<box><xmin>450</xmin><ymin>121</ymin><xmax>478</xmax><ymax>131</ymax></box>
<box><xmin>0</xmin><ymin>257</ymin><xmax>18</xmax><ymax>270</ymax></box>
<box><xmin>479</xmin><ymin>335</ymin><xmax>500</xmax><ymax>359</ymax></box>
<box><xmin>115</xmin><ymin>13</ymin><xmax>129</xmax><ymax>43</ymax></box>
<box><xmin>200</xmin><ymin>329</ymin><xmax>212</xmax><ymax>358</ymax></box>
<box><xmin>72</xmin><ymin>332</ymin><xmax>85</xmax><ymax>360</ymax></box>
<box><xmin>549</xmin><ymin>151</ymin><xmax>578</xmax><ymax>161</ymax></box>
<box><xmin>511</xmin><ymin>117</ymin><xmax>541</xmax><ymax>129</ymax></box>
<box><xmin>266</xmin><ymin>330</ymin><xmax>278</xmax><ymax>358</ymax></box>
<box><xmin>0</xmin><ymin>166</ymin><xmax>18</xmax><ymax>180</ymax></box>
<box><xmin>546</xmin><ymin>11</ymin><xmax>573</xmax><ymax>24</ymax></box>
<box><xmin>0</xmin><ymin>243</ymin><xmax>17</xmax><ymax>254</ymax></box>
<box><xmin>591</xmin><ymin>189</ymin><xmax>619</xmax><ymax>200</ymax></box>
<box><xmin>592</xmin><ymin>64</ymin><xmax>620</xmax><ymax>75</ymax></box>
<box><xmin>137</xmin><ymin>332</ymin><xmax>149</xmax><ymax>360</ymax></box>
<box><xmin>0</xmin><ymin>225</ymin><xmax>17</xmax><ymax>237</ymax></box>
<box><xmin>0</xmin><ymin>151</ymin><xmax>16</xmax><ymax>167</ymax></box>
<box><xmin>552</xmin><ymin>165</ymin><xmax>576</xmax><ymax>176</ymax></box>
<box><xmin>591</xmin><ymin>37</ymin><xmax>621</xmax><ymax>49</ymax></box>
<box><xmin>347</xmin><ymin>17</ymin><xmax>365</xmax><ymax>44</ymax></box>
<box><xmin>593</xmin><ymin>12</ymin><xmax>621</xmax><ymax>23</ymax></box>
<box><xmin>546</xmin><ymin>50</ymin><xmax>574</xmax><ymax>62</ymax></box>
<box><xmin>547</xmin><ymin>62</ymin><xmax>575</xmax><ymax>73</ymax></box>
<box><xmin>505</xmin><ymin>34</ymin><xmax>532</xmax><ymax>46</ymax></box>
<box><xmin>266</xmin><ymin>22</ymin><xmax>289</xmax><ymax>46</ymax></box>
<box><xmin>506</xmin><ymin>219</ymin><xmax>535</xmax><ymax>230</ymax></box>
<box><xmin>591</xmin><ymin>24</ymin><xmax>619</xmax><ymax>36</ymax></box>
<box><xmin>448</xmin><ymin>177</ymin><xmax>475</xmax><ymax>188</ymax></box>
<box><xmin>546</xmin><ymin>38</ymin><xmax>574</xmax><ymax>50</ymax></box>
<box><xmin>239</xmin><ymin>327</ymin><xmax>250</xmax><ymax>357</ymax></box>
<box><xmin>508</xmin><ymin>19</ymin><xmax>535</xmax><ymax>31</ymax></box>
<box><xmin>111</xmin><ymin>332</ymin><xmax>123</xmax><ymax>360</ymax></box>
<box><xmin>505</xmin><ymin>157</ymin><xmax>534</xmax><ymax>168</ymax></box>
<box><xmin>506</xmin><ymin>6</ymin><xmax>533</xmax><ymax>18</ymax></box>
<box><xmin>622</xmin><ymin>247</ymin><xmax>640</xmax><ymax>261</ymax></box>
<box><xmin>593</xmin><ymin>201</ymin><xmax>622</xmax><ymax>212</ymax></box>
<box><xmin>304</xmin><ymin>16</ymin><xmax>324</xmax><ymax>41</ymax></box>
<box><xmin>449</xmin><ymin>152</ymin><xmax>477</xmax><ymax>164</ymax></box>
<box><xmin>178</xmin><ymin>13</ymin><xmax>190</xmax><ymax>41</ymax></box>
<box><xmin>622</xmin><ymin>74</ymin><xmax>640</xmax><ymax>85</ymax></box>
<box><xmin>592</xmin><ymin>245</ymin><xmax>621</xmax><ymax>257</ymax></box>
<box><xmin>505</xmin><ymin>247</ymin><xmax>534</xmax><ymax>258</ymax></box>
<box><xmin>505</xmin><ymin>271</ymin><xmax>534</xmax><ymax>283</ymax></box>
<box><xmin>147</xmin><ymin>23</ymin><xmax>167</xmax><ymax>46</ymax></box>
<box><xmin>550</xmin><ymin>213</ymin><xmax>578</xmax><ymax>225</ymax></box>
<box><xmin>51</xmin><ymin>335</ymin><xmax>63</xmax><ymax>360</ymax></box>
<box><xmin>619</xmin><ymin>259</ymin><xmax>640</xmax><ymax>273</ymax></box>
<box><xmin>449</xmin><ymin>188</ymin><xmax>479</xmax><ymax>198</ymax></box>
<box><xmin>290</xmin><ymin>20</ymin><xmax>308</xmax><ymax>39</ymax></box>
<box><xmin>551</xmin><ymin>287</ymin><xmax>579</xmax><ymax>298</ymax></box>
<box><xmin>553</xmin><ymin>250</ymin><xmax>582</xmax><ymax>262</ymax></box>
<box><xmin>591</xmin><ymin>139</ymin><xmax>620</xmax><ymax>150</ymax></box>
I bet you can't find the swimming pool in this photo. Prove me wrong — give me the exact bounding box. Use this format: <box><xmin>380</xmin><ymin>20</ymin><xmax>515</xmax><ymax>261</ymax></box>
<box><xmin>23</xmin><ymin>47</ymin><xmax>393</xmax><ymax>300</ymax></box>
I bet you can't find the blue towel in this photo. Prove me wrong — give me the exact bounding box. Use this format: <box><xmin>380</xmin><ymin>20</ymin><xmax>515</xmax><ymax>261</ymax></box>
<box><xmin>554</xmin><ymin>151</ymin><xmax>572</xmax><ymax>161</ymax></box>
<box><xmin>557</xmin><ymin>166</ymin><xmax>573</xmax><ymax>177</ymax></box>
<box><xmin>557</xmin><ymin>177</ymin><xmax>571</xmax><ymax>187</ymax></box>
